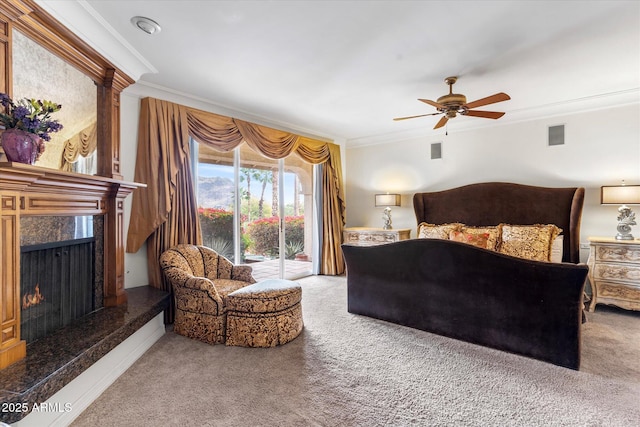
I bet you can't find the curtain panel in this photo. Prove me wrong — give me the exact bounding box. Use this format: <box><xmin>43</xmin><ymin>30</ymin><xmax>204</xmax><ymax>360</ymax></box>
<box><xmin>60</xmin><ymin>121</ymin><xmax>98</xmax><ymax>171</ymax></box>
<box><xmin>126</xmin><ymin>97</ymin><xmax>345</xmax><ymax>320</ymax></box>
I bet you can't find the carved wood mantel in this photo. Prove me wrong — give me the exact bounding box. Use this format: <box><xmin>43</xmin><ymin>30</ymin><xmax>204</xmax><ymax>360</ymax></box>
<box><xmin>0</xmin><ymin>1</ymin><xmax>140</xmax><ymax>369</ymax></box>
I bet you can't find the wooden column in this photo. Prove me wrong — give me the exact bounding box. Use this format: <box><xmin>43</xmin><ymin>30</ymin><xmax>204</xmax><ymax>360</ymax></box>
<box><xmin>0</xmin><ymin>4</ymin><xmax>24</xmax><ymax>370</ymax></box>
<box><xmin>103</xmin><ymin>187</ymin><xmax>128</xmax><ymax>306</ymax></box>
<box><xmin>0</xmin><ymin>191</ymin><xmax>26</xmax><ymax>368</ymax></box>
<box><xmin>98</xmin><ymin>70</ymin><xmax>130</xmax><ymax>306</ymax></box>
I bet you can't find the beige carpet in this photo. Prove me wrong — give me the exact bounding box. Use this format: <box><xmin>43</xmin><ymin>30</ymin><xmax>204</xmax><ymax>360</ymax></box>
<box><xmin>72</xmin><ymin>275</ymin><xmax>640</xmax><ymax>426</ymax></box>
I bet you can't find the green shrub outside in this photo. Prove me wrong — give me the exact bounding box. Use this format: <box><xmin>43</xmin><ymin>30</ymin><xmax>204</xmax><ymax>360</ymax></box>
<box><xmin>246</xmin><ymin>216</ymin><xmax>305</xmax><ymax>258</ymax></box>
<box><xmin>199</xmin><ymin>208</ymin><xmax>304</xmax><ymax>260</ymax></box>
<box><xmin>198</xmin><ymin>207</ymin><xmax>245</xmax><ymax>261</ymax></box>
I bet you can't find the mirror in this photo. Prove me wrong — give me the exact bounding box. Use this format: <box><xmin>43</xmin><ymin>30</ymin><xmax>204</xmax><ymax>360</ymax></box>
<box><xmin>12</xmin><ymin>30</ymin><xmax>97</xmax><ymax>173</ymax></box>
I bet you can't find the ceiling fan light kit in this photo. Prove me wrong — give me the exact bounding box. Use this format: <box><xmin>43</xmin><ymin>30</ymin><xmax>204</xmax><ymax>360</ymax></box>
<box><xmin>394</xmin><ymin>76</ymin><xmax>510</xmax><ymax>129</ymax></box>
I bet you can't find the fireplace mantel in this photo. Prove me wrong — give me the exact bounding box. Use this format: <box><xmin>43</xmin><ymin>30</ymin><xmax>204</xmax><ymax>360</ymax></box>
<box><xmin>0</xmin><ymin>162</ymin><xmax>142</xmax><ymax>212</ymax></box>
<box><xmin>0</xmin><ymin>162</ymin><xmax>145</xmax><ymax>369</ymax></box>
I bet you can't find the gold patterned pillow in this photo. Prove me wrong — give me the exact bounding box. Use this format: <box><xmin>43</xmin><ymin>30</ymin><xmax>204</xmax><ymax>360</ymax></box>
<box><xmin>498</xmin><ymin>224</ymin><xmax>563</xmax><ymax>262</ymax></box>
<box><xmin>459</xmin><ymin>225</ymin><xmax>501</xmax><ymax>251</ymax></box>
<box><xmin>417</xmin><ymin>222</ymin><xmax>462</xmax><ymax>239</ymax></box>
<box><xmin>449</xmin><ymin>230</ymin><xmax>491</xmax><ymax>249</ymax></box>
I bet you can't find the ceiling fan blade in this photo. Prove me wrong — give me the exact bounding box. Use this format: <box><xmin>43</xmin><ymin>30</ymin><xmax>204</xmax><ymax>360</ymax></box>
<box><xmin>393</xmin><ymin>112</ymin><xmax>441</xmax><ymax>121</ymax></box>
<box><xmin>419</xmin><ymin>98</ymin><xmax>445</xmax><ymax>109</ymax></box>
<box><xmin>433</xmin><ymin>116</ymin><xmax>449</xmax><ymax>129</ymax></box>
<box><xmin>463</xmin><ymin>92</ymin><xmax>510</xmax><ymax>109</ymax></box>
<box><xmin>463</xmin><ymin>110</ymin><xmax>505</xmax><ymax>119</ymax></box>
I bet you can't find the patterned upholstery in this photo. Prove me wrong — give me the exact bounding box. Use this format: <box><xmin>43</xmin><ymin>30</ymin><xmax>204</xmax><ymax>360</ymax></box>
<box><xmin>225</xmin><ymin>279</ymin><xmax>304</xmax><ymax>348</ymax></box>
<box><xmin>159</xmin><ymin>244</ymin><xmax>256</xmax><ymax>344</ymax></box>
<box><xmin>498</xmin><ymin>224</ymin><xmax>562</xmax><ymax>262</ymax></box>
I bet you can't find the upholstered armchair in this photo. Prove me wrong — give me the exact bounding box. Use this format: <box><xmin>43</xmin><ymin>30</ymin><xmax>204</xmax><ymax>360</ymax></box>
<box><xmin>159</xmin><ymin>244</ymin><xmax>256</xmax><ymax>344</ymax></box>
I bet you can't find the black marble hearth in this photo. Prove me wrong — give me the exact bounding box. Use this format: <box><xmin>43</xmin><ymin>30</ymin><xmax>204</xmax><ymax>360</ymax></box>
<box><xmin>0</xmin><ymin>286</ymin><xmax>170</xmax><ymax>424</ymax></box>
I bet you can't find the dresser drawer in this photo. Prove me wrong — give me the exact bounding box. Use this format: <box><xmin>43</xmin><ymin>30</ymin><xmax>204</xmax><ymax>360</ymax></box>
<box><xmin>593</xmin><ymin>263</ymin><xmax>640</xmax><ymax>282</ymax></box>
<box><xmin>596</xmin><ymin>280</ymin><xmax>640</xmax><ymax>301</ymax></box>
<box><xmin>343</xmin><ymin>228</ymin><xmax>411</xmax><ymax>247</ymax></box>
<box><xmin>344</xmin><ymin>232</ymin><xmax>397</xmax><ymax>245</ymax></box>
<box><xmin>595</xmin><ymin>245</ymin><xmax>640</xmax><ymax>263</ymax></box>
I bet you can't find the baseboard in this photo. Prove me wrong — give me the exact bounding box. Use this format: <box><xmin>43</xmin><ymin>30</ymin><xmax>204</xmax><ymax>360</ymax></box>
<box><xmin>14</xmin><ymin>313</ymin><xmax>166</xmax><ymax>427</ymax></box>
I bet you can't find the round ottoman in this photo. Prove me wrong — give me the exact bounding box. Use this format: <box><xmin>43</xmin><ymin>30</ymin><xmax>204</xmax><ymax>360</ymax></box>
<box><xmin>224</xmin><ymin>279</ymin><xmax>303</xmax><ymax>347</ymax></box>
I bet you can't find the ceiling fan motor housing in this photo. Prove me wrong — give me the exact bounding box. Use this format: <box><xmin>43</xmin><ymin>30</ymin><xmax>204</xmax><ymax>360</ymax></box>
<box><xmin>437</xmin><ymin>93</ymin><xmax>467</xmax><ymax>107</ymax></box>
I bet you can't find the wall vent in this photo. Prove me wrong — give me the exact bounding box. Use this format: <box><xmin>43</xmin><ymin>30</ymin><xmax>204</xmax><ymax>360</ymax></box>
<box><xmin>548</xmin><ymin>125</ymin><xmax>565</xmax><ymax>146</ymax></box>
<box><xmin>431</xmin><ymin>142</ymin><xmax>442</xmax><ymax>159</ymax></box>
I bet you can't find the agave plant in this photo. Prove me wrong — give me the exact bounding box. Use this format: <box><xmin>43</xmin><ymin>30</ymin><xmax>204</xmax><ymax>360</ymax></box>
<box><xmin>204</xmin><ymin>237</ymin><xmax>234</xmax><ymax>260</ymax></box>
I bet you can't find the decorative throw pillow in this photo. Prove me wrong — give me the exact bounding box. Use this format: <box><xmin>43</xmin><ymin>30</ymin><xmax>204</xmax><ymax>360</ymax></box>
<box><xmin>417</xmin><ymin>222</ymin><xmax>462</xmax><ymax>239</ymax></box>
<box><xmin>498</xmin><ymin>224</ymin><xmax>563</xmax><ymax>262</ymax></box>
<box><xmin>449</xmin><ymin>230</ymin><xmax>491</xmax><ymax>249</ymax></box>
<box><xmin>459</xmin><ymin>225</ymin><xmax>501</xmax><ymax>251</ymax></box>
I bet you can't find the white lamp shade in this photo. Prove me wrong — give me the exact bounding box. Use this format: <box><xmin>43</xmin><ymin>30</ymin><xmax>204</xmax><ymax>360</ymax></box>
<box><xmin>375</xmin><ymin>193</ymin><xmax>401</xmax><ymax>207</ymax></box>
<box><xmin>601</xmin><ymin>185</ymin><xmax>640</xmax><ymax>205</ymax></box>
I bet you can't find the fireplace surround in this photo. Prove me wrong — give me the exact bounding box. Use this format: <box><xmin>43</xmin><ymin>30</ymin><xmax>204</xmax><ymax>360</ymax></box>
<box><xmin>0</xmin><ymin>162</ymin><xmax>143</xmax><ymax>369</ymax></box>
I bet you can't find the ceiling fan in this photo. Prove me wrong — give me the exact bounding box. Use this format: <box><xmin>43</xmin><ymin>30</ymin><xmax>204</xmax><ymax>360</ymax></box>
<box><xmin>393</xmin><ymin>76</ymin><xmax>511</xmax><ymax>129</ymax></box>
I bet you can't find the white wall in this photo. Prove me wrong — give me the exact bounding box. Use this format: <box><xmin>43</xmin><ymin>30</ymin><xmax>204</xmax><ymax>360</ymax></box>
<box><xmin>345</xmin><ymin>104</ymin><xmax>640</xmax><ymax>262</ymax></box>
<box><xmin>121</xmin><ymin>93</ymin><xmax>149</xmax><ymax>289</ymax></box>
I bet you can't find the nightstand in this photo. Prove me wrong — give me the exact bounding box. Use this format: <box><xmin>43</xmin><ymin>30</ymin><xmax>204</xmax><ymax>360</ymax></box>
<box><xmin>587</xmin><ymin>237</ymin><xmax>640</xmax><ymax>312</ymax></box>
<box><xmin>343</xmin><ymin>227</ymin><xmax>411</xmax><ymax>247</ymax></box>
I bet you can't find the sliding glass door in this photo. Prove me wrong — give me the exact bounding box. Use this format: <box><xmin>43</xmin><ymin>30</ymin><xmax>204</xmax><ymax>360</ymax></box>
<box><xmin>195</xmin><ymin>140</ymin><xmax>313</xmax><ymax>280</ymax></box>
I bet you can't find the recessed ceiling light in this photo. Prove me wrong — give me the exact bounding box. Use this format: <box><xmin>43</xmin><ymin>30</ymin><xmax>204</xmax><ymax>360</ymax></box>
<box><xmin>130</xmin><ymin>16</ymin><xmax>161</xmax><ymax>35</ymax></box>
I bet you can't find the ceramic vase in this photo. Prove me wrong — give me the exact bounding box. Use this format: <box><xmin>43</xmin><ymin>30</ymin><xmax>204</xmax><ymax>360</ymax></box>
<box><xmin>1</xmin><ymin>128</ymin><xmax>44</xmax><ymax>164</ymax></box>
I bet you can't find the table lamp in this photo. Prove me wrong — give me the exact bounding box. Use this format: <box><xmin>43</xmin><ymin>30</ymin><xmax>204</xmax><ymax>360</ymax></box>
<box><xmin>375</xmin><ymin>193</ymin><xmax>401</xmax><ymax>230</ymax></box>
<box><xmin>601</xmin><ymin>183</ymin><xmax>640</xmax><ymax>240</ymax></box>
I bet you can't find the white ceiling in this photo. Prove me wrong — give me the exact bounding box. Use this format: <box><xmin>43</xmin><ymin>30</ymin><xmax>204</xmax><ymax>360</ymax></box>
<box><xmin>38</xmin><ymin>1</ymin><xmax>640</xmax><ymax>146</ymax></box>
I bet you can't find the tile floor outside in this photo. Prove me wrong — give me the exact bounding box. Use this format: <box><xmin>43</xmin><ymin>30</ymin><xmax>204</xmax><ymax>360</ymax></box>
<box><xmin>248</xmin><ymin>259</ymin><xmax>313</xmax><ymax>282</ymax></box>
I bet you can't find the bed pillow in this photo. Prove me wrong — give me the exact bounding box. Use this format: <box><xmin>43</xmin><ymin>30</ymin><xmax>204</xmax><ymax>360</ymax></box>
<box><xmin>498</xmin><ymin>224</ymin><xmax>563</xmax><ymax>262</ymax></box>
<box><xmin>449</xmin><ymin>230</ymin><xmax>492</xmax><ymax>249</ymax></box>
<box><xmin>417</xmin><ymin>222</ymin><xmax>462</xmax><ymax>239</ymax></box>
<box><xmin>458</xmin><ymin>225</ymin><xmax>501</xmax><ymax>251</ymax></box>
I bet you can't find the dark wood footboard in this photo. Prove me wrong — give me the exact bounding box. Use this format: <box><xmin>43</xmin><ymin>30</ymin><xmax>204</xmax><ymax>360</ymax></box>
<box><xmin>343</xmin><ymin>239</ymin><xmax>589</xmax><ymax>369</ymax></box>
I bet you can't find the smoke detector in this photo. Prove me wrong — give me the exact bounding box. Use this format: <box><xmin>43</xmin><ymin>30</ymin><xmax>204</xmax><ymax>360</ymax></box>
<box><xmin>130</xmin><ymin>16</ymin><xmax>161</xmax><ymax>35</ymax></box>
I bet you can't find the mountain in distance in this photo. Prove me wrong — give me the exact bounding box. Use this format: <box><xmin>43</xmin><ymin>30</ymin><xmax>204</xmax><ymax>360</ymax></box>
<box><xmin>198</xmin><ymin>176</ymin><xmax>234</xmax><ymax>209</ymax></box>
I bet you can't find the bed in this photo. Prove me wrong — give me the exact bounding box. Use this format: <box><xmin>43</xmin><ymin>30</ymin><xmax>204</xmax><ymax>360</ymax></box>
<box><xmin>342</xmin><ymin>182</ymin><xmax>589</xmax><ymax>369</ymax></box>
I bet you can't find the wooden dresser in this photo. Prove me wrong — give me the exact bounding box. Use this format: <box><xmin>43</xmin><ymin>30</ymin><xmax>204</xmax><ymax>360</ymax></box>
<box><xmin>587</xmin><ymin>237</ymin><xmax>640</xmax><ymax>312</ymax></box>
<box><xmin>343</xmin><ymin>227</ymin><xmax>411</xmax><ymax>247</ymax></box>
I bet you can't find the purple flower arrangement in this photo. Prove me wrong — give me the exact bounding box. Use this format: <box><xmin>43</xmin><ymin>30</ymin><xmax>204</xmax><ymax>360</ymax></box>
<box><xmin>0</xmin><ymin>93</ymin><xmax>63</xmax><ymax>141</ymax></box>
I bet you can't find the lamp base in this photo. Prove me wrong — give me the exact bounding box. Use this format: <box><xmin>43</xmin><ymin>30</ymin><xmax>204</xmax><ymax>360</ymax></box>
<box><xmin>615</xmin><ymin>233</ymin><xmax>634</xmax><ymax>240</ymax></box>
<box><xmin>614</xmin><ymin>206</ymin><xmax>636</xmax><ymax>241</ymax></box>
<box><xmin>382</xmin><ymin>207</ymin><xmax>393</xmax><ymax>230</ymax></box>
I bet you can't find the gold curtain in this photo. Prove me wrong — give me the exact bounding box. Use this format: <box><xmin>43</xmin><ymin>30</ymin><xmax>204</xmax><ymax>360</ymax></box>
<box><xmin>126</xmin><ymin>98</ymin><xmax>202</xmax><ymax>322</ymax></box>
<box><xmin>60</xmin><ymin>121</ymin><xmax>97</xmax><ymax>171</ymax></box>
<box><xmin>126</xmin><ymin>97</ymin><xmax>345</xmax><ymax>322</ymax></box>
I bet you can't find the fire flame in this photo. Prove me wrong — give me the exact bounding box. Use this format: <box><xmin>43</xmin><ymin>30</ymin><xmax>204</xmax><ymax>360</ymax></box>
<box><xmin>23</xmin><ymin>284</ymin><xmax>45</xmax><ymax>309</ymax></box>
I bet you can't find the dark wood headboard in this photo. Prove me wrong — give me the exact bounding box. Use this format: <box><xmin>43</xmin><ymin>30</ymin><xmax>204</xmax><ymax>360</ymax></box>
<box><xmin>413</xmin><ymin>182</ymin><xmax>585</xmax><ymax>263</ymax></box>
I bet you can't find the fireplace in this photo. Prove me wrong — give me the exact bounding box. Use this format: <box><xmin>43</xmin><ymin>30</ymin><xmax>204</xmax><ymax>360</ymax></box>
<box><xmin>0</xmin><ymin>162</ymin><xmax>141</xmax><ymax>369</ymax></box>
<box><xmin>20</xmin><ymin>237</ymin><xmax>96</xmax><ymax>343</ymax></box>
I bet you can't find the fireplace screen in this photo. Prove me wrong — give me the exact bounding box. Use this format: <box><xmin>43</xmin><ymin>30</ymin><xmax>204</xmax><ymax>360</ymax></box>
<box><xmin>20</xmin><ymin>237</ymin><xmax>96</xmax><ymax>343</ymax></box>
